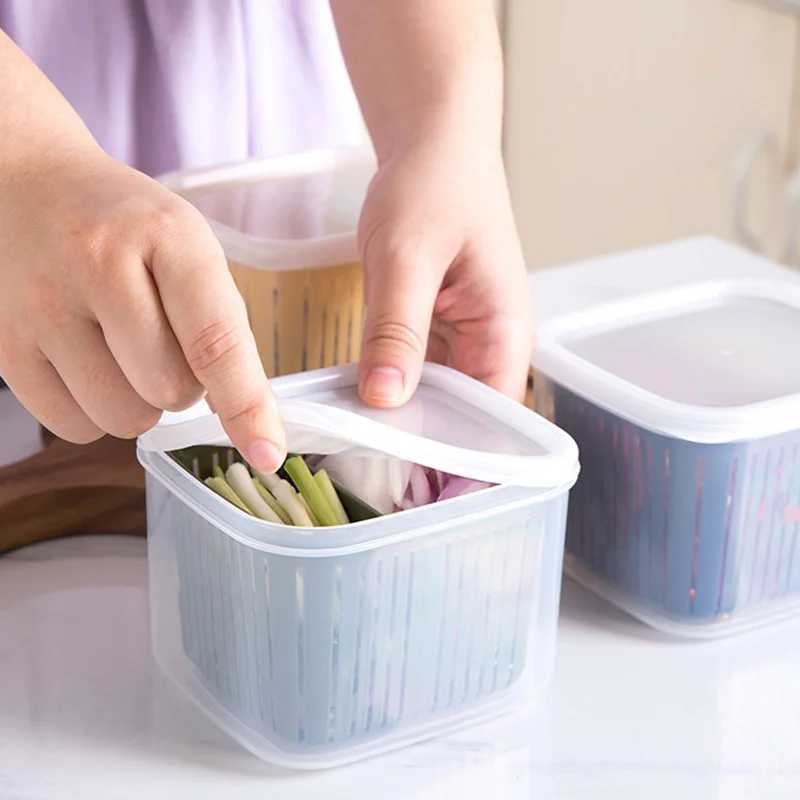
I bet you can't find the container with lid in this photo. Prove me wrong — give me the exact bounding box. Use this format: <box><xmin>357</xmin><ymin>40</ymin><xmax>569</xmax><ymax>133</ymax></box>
<box><xmin>137</xmin><ymin>363</ymin><xmax>579</xmax><ymax>769</ymax></box>
<box><xmin>159</xmin><ymin>148</ymin><xmax>375</xmax><ymax>377</ymax></box>
<box><xmin>533</xmin><ymin>278</ymin><xmax>800</xmax><ymax>638</ymax></box>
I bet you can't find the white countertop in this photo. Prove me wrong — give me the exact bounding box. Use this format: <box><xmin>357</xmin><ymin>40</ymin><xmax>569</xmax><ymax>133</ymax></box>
<box><xmin>3</xmin><ymin>535</ymin><xmax>800</xmax><ymax>800</ymax></box>
<box><xmin>3</xmin><ymin>238</ymin><xmax>800</xmax><ymax>799</ymax></box>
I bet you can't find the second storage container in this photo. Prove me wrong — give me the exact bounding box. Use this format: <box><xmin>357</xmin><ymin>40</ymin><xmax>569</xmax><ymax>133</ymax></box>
<box><xmin>533</xmin><ymin>279</ymin><xmax>800</xmax><ymax>637</ymax></box>
<box><xmin>159</xmin><ymin>148</ymin><xmax>375</xmax><ymax>377</ymax></box>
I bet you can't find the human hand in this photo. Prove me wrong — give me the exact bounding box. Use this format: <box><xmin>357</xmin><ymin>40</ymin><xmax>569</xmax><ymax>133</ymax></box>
<box><xmin>356</xmin><ymin>138</ymin><xmax>534</xmax><ymax>408</ymax></box>
<box><xmin>0</xmin><ymin>150</ymin><xmax>286</xmax><ymax>472</ymax></box>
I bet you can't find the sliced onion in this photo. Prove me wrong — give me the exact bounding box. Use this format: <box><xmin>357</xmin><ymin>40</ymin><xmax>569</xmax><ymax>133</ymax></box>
<box><xmin>408</xmin><ymin>464</ymin><xmax>432</xmax><ymax>507</ymax></box>
<box><xmin>315</xmin><ymin>453</ymin><xmax>492</xmax><ymax>514</ymax></box>
<box><xmin>226</xmin><ymin>463</ymin><xmax>284</xmax><ymax>524</ymax></box>
<box><xmin>303</xmin><ymin>454</ymin><xmax>325</xmax><ymax>471</ymax></box>
<box><xmin>387</xmin><ymin>458</ymin><xmax>408</xmax><ymax>507</ymax></box>
<box><xmin>320</xmin><ymin>454</ymin><xmax>395</xmax><ymax>515</ymax></box>
<box><xmin>318</xmin><ymin>454</ymin><xmax>365</xmax><ymax>497</ymax></box>
<box><xmin>437</xmin><ymin>477</ymin><xmax>492</xmax><ymax>502</ymax></box>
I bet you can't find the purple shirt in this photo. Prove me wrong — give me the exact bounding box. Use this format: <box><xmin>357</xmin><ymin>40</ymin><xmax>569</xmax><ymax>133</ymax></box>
<box><xmin>0</xmin><ymin>0</ymin><xmax>366</xmax><ymax>176</ymax></box>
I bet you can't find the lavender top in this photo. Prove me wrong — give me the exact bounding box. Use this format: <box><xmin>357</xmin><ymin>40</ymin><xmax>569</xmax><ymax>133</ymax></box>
<box><xmin>0</xmin><ymin>0</ymin><xmax>366</xmax><ymax>176</ymax></box>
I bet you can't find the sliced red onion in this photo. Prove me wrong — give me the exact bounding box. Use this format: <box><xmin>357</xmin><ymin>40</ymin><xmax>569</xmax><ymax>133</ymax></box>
<box><xmin>303</xmin><ymin>454</ymin><xmax>325</xmax><ymax>471</ymax></box>
<box><xmin>431</xmin><ymin>469</ymin><xmax>447</xmax><ymax>494</ymax></box>
<box><xmin>437</xmin><ymin>477</ymin><xmax>492</xmax><ymax>502</ymax></box>
<box><xmin>400</xmin><ymin>496</ymin><xmax>416</xmax><ymax>511</ymax></box>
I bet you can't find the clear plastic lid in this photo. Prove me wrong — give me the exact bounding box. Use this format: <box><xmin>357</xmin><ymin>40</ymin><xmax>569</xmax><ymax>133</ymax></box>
<box><xmin>533</xmin><ymin>279</ymin><xmax>800</xmax><ymax>443</ymax></box>
<box><xmin>158</xmin><ymin>148</ymin><xmax>376</xmax><ymax>271</ymax></box>
<box><xmin>137</xmin><ymin>364</ymin><xmax>580</xmax><ymax>490</ymax></box>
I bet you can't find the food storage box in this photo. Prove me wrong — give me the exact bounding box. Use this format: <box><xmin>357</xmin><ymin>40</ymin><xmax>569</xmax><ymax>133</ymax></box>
<box><xmin>159</xmin><ymin>148</ymin><xmax>375</xmax><ymax>377</ymax></box>
<box><xmin>136</xmin><ymin>364</ymin><xmax>578</xmax><ymax>769</ymax></box>
<box><xmin>533</xmin><ymin>278</ymin><xmax>800</xmax><ymax>638</ymax></box>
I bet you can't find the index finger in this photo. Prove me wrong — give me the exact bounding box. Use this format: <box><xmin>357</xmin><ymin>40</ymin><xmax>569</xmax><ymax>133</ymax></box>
<box><xmin>148</xmin><ymin>207</ymin><xmax>286</xmax><ymax>473</ymax></box>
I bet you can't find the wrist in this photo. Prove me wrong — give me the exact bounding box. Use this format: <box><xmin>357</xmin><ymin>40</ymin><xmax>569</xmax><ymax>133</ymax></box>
<box><xmin>366</xmin><ymin>44</ymin><xmax>504</xmax><ymax>164</ymax></box>
<box><xmin>374</xmin><ymin>94</ymin><xmax>503</xmax><ymax>169</ymax></box>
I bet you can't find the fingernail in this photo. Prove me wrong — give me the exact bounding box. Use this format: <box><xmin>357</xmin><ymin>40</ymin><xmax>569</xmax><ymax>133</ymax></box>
<box><xmin>247</xmin><ymin>440</ymin><xmax>285</xmax><ymax>473</ymax></box>
<box><xmin>363</xmin><ymin>367</ymin><xmax>406</xmax><ymax>406</ymax></box>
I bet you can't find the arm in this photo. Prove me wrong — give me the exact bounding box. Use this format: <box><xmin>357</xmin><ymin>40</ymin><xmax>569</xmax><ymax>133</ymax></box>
<box><xmin>329</xmin><ymin>0</ymin><xmax>503</xmax><ymax>161</ymax></box>
<box><xmin>330</xmin><ymin>1</ymin><xmax>534</xmax><ymax>404</ymax></box>
<box><xmin>0</xmin><ymin>29</ymin><xmax>100</xmax><ymax>168</ymax></box>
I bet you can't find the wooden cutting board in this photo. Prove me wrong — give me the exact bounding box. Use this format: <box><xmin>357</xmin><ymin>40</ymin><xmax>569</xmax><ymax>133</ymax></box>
<box><xmin>0</xmin><ymin>429</ymin><xmax>146</xmax><ymax>556</ymax></box>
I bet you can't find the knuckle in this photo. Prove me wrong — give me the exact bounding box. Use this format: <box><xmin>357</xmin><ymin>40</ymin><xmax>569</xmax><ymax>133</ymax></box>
<box><xmin>68</xmin><ymin>198</ymin><xmax>203</xmax><ymax>287</ymax></box>
<box><xmin>364</xmin><ymin>316</ymin><xmax>426</xmax><ymax>359</ymax></box>
<box><xmin>150</xmin><ymin>371</ymin><xmax>204</xmax><ymax>413</ymax></box>
<box><xmin>220</xmin><ymin>392</ymin><xmax>268</xmax><ymax>425</ymax></box>
<box><xmin>141</xmin><ymin>200</ymin><xmax>194</xmax><ymax>240</ymax></box>
<box><xmin>69</xmin><ymin>221</ymin><xmax>116</xmax><ymax>284</ymax></box>
<box><xmin>185</xmin><ymin>321</ymin><xmax>247</xmax><ymax>377</ymax></box>
<box><xmin>141</xmin><ymin>197</ymin><xmax>209</xmax><ymax>253</ymax></box>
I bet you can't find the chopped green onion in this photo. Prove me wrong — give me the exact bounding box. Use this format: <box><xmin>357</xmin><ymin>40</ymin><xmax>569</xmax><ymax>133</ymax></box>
<box><xmin>314</xmin><ymin>469</ymin><xmax>349</xmax><ymax>525</ymax></box>
<box><xmin>271</xmin><ymin>479</ymin><xmax>315</xmax><ymax>527</ymax></box>
<box><xmin>297</xmin><ymin>494</ymin><xmax>320</xmax><ymax>526</ymax></box>
<box><xmin>204</xmin><ymin>476</ymin><xmax>251</xmax><ymax>514</ymax></box>
<box><xmin>284</xmin><ymin>456</ymin><xmax>340</xmax><ymax>527</ymax></box>
<box><xmin>253</xmin><ymin>468</ymin><xmax>281</xmax><ymax>493</ymax></box>
<box><xmin>193</xmin><ymin>452</ymin><xmax>361</xmax><ymax>527</ymax></box>
<box><xmin>225</xmin><ymin>463</ymin><xmax>284</xmax><ymax>524</ymax></box>
<box><xmin>252</xmin><ymin>478</ymin><xmax>292</xmax><ymax>525</ymax></box>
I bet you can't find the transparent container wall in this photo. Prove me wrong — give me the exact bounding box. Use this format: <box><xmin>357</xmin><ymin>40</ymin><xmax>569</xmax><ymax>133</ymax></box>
<box><xmin>229</xmin><ymin>259</ymin><xmax>363</xmax><ymax>377</ymax></box>
<box><xmin>179</xmin><ymin>165</ymin><xmax>370</xmax><ymax>241</ymax></box>
<box><xmin>535</xmin><ymin>376</ymin><xmax>800</xmax><ymax>630</ymax></box>
<box><xmin>146</xmin><ymin>473</ymin><xmax>568</xmax><ymax>768</ymax></box>
<box><xmin>179</xmin><ymin>166</ymin><xmax>372</xmax><ymax>377</ymax></box>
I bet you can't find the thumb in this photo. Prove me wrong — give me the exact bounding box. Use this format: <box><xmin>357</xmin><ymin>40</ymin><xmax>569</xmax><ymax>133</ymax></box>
<box><xmin>358</xmin><ymin>242</ymin><xmax>440</xmax><ymax>409</ymax></box>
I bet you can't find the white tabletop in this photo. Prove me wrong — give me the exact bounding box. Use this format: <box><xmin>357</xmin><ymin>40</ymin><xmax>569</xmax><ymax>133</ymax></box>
<box><xmin>3</xmin><ymin>535</ymin><xmax>800</xmax><ymax>800</ymax></box>
<box><xmin>3</xmin><ymin>238</ymin><xmax>800</xmax><ymax>799</ymax></box>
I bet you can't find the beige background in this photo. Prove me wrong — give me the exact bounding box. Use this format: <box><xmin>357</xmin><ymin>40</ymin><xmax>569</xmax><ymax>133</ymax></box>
<box><xmin>501</xmin><ymin>0</ymin><xmax>800</xmax><ymax>270</ymax></box>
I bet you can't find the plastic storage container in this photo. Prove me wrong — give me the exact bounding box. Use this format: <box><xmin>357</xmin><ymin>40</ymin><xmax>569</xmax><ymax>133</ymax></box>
<box><xmin>533</xmin><ymin>278</ymin><xmax>800</xmax><ymax>638</ymax></box>
<box><xmin>159</xmin><ymin>148</ymin><xmax>375</xmax><ymax>377</ymax></box>
<box><xmin>136</xmin><ymin>364</ymin><xmax>579</xmax><ymax>769</ymax></box>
